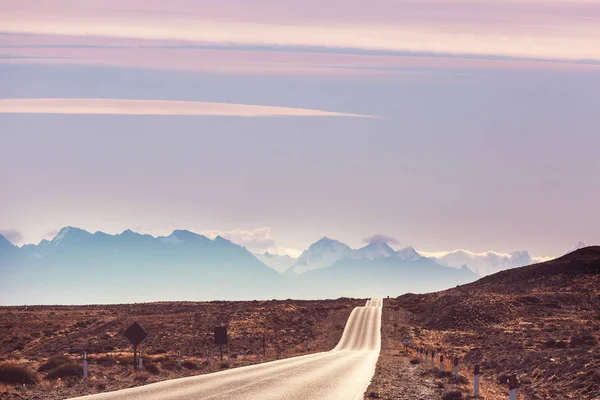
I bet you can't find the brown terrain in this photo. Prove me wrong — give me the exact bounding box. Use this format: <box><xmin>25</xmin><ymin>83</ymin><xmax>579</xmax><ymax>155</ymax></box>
<box><xmin>0</xmin><ymin>298</ymin><xmax>363</xmax><ymax>399</ymax></box>
<box><xmin>366</xmin><ymin>246</ymin><xmax>600</xmax><ymax>399</ymax></box>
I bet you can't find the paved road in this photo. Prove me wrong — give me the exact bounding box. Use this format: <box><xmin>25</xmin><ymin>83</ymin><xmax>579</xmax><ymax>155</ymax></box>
<box><xmin>71</xmin><ymin>299</ymin><xmax>382</xmax><ymax>400</ymax></box>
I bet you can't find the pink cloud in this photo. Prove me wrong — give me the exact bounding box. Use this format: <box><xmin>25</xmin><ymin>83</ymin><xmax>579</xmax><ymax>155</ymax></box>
<box><xmin>1</xmin><ymin>0</ymin><xmax>599</xmax><ymax>61</ymax></box>
<box><xmin>2</xmin><ymin>38</ymin><xmax>599</xmax><ymax>76</ymax></box>
<box><xmin>0</xmin><ymin>98</ymin><xmax>375</xmax><ymax>117</ymax></box>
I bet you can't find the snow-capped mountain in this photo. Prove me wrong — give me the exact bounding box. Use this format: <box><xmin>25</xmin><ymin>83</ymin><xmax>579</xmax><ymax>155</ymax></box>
<box><xmin>565</xmin><ymin>241</ymin><xmax>588</xmax><ymax>255</ymax></box>
<box><xmin>287</xmin><ymin>237</ymin><xmax>353</xmax><ymax>275</ymax></box>
<box><xmin>286</xmin><ymin>238</ymin><xmax>427</xmax><ymax>275</ymax></box>
<box><xmin>354</xmin><ymin>242</ymin><xmax>395</xmax><ymax>260</ymax></box>
<box><xmin>424</xmin><ymin>249</ymin><xmax>544</xmax><ymax>276</ymax></box>
<box><xmin>255</xmin><ymin>251</ymin><xmax>297</xmax><ymax>273</ymax></box>
<box><xmin>395</xmin><ymin>246</ymin><xmax>423</xmax><ymax>261</ymax></box>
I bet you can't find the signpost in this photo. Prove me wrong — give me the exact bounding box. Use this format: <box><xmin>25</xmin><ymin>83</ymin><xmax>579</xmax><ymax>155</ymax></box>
<box><xmin>124</xmin><ymin>322</ymin><xmax>148</xmax><ymax>369</ymax></box>
<box><xmin>214</xmin><ymin>326</ymin><xmax>227</xmax><ymax>361</ymax></box>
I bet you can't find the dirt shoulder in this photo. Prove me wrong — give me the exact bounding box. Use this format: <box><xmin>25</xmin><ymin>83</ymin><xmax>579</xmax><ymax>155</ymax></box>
<box><xmin>0</xmin><ymin>298</ymin><xmax>363</xmax><ymax>399</ymax></box>
<box><xmin>365</xmin><ymin>299</ymin><xmax>513</xmax><ymax>400</ymax></box>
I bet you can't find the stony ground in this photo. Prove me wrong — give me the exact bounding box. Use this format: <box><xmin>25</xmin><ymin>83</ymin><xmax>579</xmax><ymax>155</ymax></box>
<box><xmin>0</xmin><ymin>298</ymin><xmax>363</xmax><ymax>399</ymax></box>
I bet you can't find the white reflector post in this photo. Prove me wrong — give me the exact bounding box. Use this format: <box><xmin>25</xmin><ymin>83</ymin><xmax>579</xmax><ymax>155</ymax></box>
<box><xmin>474</xmin><ymin>364</ymin><xmax>480</xmax><ymax>397</ymax></box>
<box><xmin>509</xmin><ymin>374</ymin><xmax>517</xmax><ymax>400</ymax></box>
<box><xmin>83</xmin><ymin>352</ymin><xmax>88</xmax><ymax>379</ymax></box>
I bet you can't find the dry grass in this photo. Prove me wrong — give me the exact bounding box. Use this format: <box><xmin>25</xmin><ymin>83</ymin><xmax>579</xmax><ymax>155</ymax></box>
<box><xmin>0</xmin><ymin>298</ymin><xmax>362</xmax><ymax>399</ymax></box>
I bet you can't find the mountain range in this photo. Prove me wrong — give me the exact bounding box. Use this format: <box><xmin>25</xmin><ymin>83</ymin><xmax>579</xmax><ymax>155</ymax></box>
<box><xmin>0</xmin><ymin>227</ymin><xmax>587</xmax><ymax>305</ymax></box>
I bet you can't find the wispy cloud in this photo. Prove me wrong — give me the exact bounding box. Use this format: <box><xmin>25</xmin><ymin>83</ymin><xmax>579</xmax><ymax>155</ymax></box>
<box><xmin>1</xmin><ymin>0</ymin><xmax>599</xmax><ymax>62</ymax></box>
<box><xmin>0</xmin><ymin>98</ymin><xmax>373</xmax><ymax>118</ymax></box>
<box><xmin>363</xmin><ymin>234</ymin><xmax>399</xmax><ymax>245</ymax></box>
<box><xmin>202</xmin><ymin>227</ymin><xmax>302</xmax><ymax>257</ymax></box>
<box><xmin>3</xmin><ymin>38</ymin><xmax>599</xmax><ymax>75</ymax></box>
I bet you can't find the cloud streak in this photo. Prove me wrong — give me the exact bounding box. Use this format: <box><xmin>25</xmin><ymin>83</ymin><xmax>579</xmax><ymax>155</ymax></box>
<box><xmin>1</xmin><ymin>0</ymin><xmax>600</xmax><ymax>62</ymax></box>
<box><xmin>0</xmin><ymin>98</ymin><xmax>374</xmax><ymax>118</ymax></box>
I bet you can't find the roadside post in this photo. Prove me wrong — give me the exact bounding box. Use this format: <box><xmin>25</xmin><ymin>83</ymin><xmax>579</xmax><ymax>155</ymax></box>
<box><xmin>244</xmin><ymin>346</ymin><xmax>247</xmax><ymax>360</ymax></box>
<box><xmin>425</xmin><ymin>349</ymin><xmax>428</xmax><ymax>364</ymax></box>
<box><xmin>139</xmin><ymin>349</ymin><xmax>144</xmax><ymax>370</ymax></box>
<box><xmin>263</xmin><ymin>334</ymin><xmax>266</xmax><ymax>359</ymax></box>
<box><xmin>206</xmin><ymin>349</ymin><xmax>210</xmax><ymax>364</ymax></box>
<box><xmin>509</xmin><ymin>374</ymin><xmax>517</xmax><ymax>400</ymax></box>
<box><xmin>178</xmin><ymin>351</ymin><xmax>182</xmax><ymax>368</ymax></box>
<box><xmin>124</xmin><ymin>322</ymin><xmax>148</xmax><ymax>370</ymax></box>
<box><xmin>83</xmin><ymin>352</ymin><xmax>88</xmax><ymax>379</ymax></box>
<box><xmin>431</xmin><ymin>351</ymin><xmax>435</xmax><ymax>371</ymax></box>
<box><xmin>440</xmin><ymin>355</ymin><xmax>444</xmax><ymax>372</ymax></box>
<box><xmin>453</xmin><ymin>357</ymin><xmax>459</xmax><ymax>381</ymax></box>
<box><xmin>474</xmin><ymin>365</ymin><xmax>480</xmax><ymax>397</ymax></box>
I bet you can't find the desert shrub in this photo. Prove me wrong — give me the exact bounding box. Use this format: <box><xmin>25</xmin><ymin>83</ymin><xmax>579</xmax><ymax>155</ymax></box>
<box><xmin>38</xmin><ymin>355</ymin><xmax>72</xmax><ymax>372</ymax></box>
<box><xmin>410</xmin><ymin>358</ymin><xmax>420</xmax><ymax>364</ymax></box>
<box><xmin>95</xmin><ymin>355</ymin><xmax>117</xmax><ymax>367</ymax></box>
<box><xmin>134</xmin><ymin>372</ymin><xmax>149</xmax><ymax>382</ymax></box>
<box><xmin>144</xmin><ymin>362</ymin><xmax>160</xmax><ymax>375</ymax></box>
<box><xmin>45</xmin><ymin>363</ymin><xmax>83</xmax><ymax>380</ymax></box>
<box><xmin>96</xmin><ymin>382</ymin><xmax>107</xmax><ymax>391</ymax></box>
<box><xmin>12</xmin><ymin>343</ymin><xmax>25</xmax><ymax>351</ymax></box>
<box><xmin>219</xmin><ymin>362</ymin><xmax>230</xmax><ymax>369</ymax></box>
<box><xmin>0</xmin><ymin>362</ymin><xmax>39</xmax><ymax>384</ymax></box>
<box><xmin>439</xmin><ymin>371</ymin><xmax>453</xmax><ymax>378</ymax></box>
<box><xmin>115</xmin><ymin>354</ymin><xmax>134</xmax><ymax>366</ymax></box>
<box><xmin>160</xmin><ymin>358</ymin><xmax>178</xmax><ymax>370</ymax></box>
<box><xmin>182</xmin><ymin>360</ymin><xmax>199</xmax><ymax>370</ymax></box>
<box><xmin>442</xmin><ymin>390</ymin><xmax>463</xmax><ymax>400</ymax></box>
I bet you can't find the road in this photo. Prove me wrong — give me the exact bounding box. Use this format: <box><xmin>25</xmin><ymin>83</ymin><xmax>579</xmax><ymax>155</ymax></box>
<box><xmin>71</xmin><ymin>298</ymin><xmax>382</xmax><ymax>400</ymax></box>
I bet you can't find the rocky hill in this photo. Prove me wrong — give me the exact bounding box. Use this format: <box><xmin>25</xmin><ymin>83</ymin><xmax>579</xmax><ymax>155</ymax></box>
<box><xmin>392</xmin><ymin>247</ymin><xmax>600</xmax><ymax>399</ymax></box>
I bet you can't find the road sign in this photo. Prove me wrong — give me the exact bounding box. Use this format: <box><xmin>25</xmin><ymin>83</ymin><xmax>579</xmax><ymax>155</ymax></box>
<box><xmin>214</xmin><ymin>326</ymin><xmax>227</xmax><ymax>345</ymax></box>
<box><xmin>124</xmin><ymin>322</ymin><xmax>148</xmax><ymax>346</ymax></box>
<box><xmin>124</xmin><ymin>322</ymin><xmax>147</xmax><ymax>369</ymax></box>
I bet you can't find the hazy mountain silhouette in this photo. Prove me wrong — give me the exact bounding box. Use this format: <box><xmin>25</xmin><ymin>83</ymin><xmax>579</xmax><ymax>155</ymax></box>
<box><xmin>1</xmin><ymin>228</ymin><xmax>489</xmax><ymax>305</ymax></box>
<box><xmin>0</xmin><ymin>234</ymin><xmax>15</xmax><ymax>259</ymax></box>
<box><xmin>0</xmin><ymin>227</ymin><xmax>281</xmax><ymax>305</ymax></box>
<box><xmin>291</xmin><ymin>247</ymin><xmax>478</xmax><ymax>298</ymax></box>
<box><xmin>255</xmin><ymin>251</ymin><xmax>297</xmax><ymax>273</ymax></box>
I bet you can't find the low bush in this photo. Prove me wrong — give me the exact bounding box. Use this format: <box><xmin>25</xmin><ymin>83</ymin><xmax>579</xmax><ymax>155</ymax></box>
<box><xmin>182</xmin><ymin>360</ymin><xmax>199</xmax><ymax>370</ymax></box>
<box><xmin>45</xmin><ymin>363</ymin><xmax>83</xmax><ymax>380</ymax></box>
<box><xmin>160</xmin><ymin>358</ymin><xmax>178</xmax><ymax>371</ymax></box>
<box><xmin>134</xmin><ymin>372</ymin><xmax>149</xmax><ymax>382</ymax></box>
<box><xmin>0</xmin><ymin>362</ymin><xmax>39</xmax><ymax>385</ymax></box>
<box><xmin>410</xmin><ymin>358</ymin><xmax>420</xmax><ymax>364</ymax></box>
<box><xmin>94</xmin><ymin>355</ymin><xmax>117</xmax><ymax>367</ymax></box>
<box><xmin>442</xmin><ymin>391</ymin><xmax>463</xmax><ymax>400</ymax></box>
<box><xmin>144</xmin><ymin>362</ymin><xmax>160</xmax><ymax>375</ymax></box>
<box><xmin>38</xmin><ymin>355</ymin><xmax>72</xmax><ymax>372</ymax></box>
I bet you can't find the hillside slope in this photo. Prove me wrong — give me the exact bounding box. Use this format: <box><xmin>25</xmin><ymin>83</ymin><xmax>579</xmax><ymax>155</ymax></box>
<box><xmin>391</xmin><ymin>247</ymin><xmax>600</xmax><ymax>399</ymax></box>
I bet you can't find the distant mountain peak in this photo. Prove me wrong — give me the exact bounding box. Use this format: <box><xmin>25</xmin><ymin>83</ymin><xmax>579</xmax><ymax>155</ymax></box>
<box><xmin>0</xmin><ymin>233</ymin><xmax>15</xmax><ymax>250</ymax></box>
<box><xmin>396</xmin><ymin>246</ymin><xmax>423</xmax><ymax>261</ymax></box>
<box><xmin>565</xmin><ymin>241</ymin><xmax>587</xmax><ymax>255</ymax></box>
<box><xmin>51</xmin><ymin>226</ymin><xmax>91</xmax><ymax>246</ymax></box>
<box><xmin>355</xmin><ymin>242</ymin><xmax>395</xmax><ymax>260</ymax></box>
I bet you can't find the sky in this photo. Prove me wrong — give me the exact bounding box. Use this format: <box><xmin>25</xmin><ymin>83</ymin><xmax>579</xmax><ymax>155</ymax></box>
<box><xmin>1</xmin><ymin>0</ymin><xmax>599</xmax><ymax>258</ymax></box>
